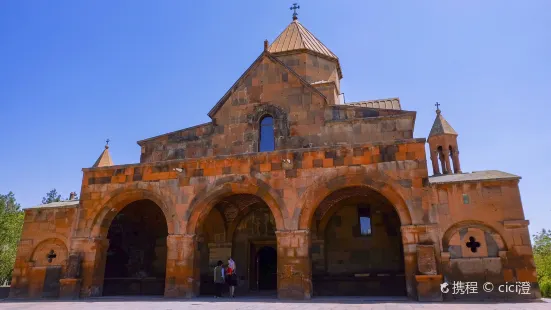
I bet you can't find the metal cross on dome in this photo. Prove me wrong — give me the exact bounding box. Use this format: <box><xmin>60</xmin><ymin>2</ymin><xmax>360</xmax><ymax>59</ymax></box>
<box><xmin>290</xmin><ymin>3</ymin><xmax>300</xmax><ymax>20</ymax></box>
<box><xmin>435</xmin><ymin>102</ymin><xmax>441</xmax><ymax>114</ymax></box>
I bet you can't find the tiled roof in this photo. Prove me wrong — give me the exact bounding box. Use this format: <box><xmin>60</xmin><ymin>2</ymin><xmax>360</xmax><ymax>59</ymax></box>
<box><xmin>93</xmin><ymin>146</ymin><xmax>113</xmax><ymax>168</ymax></box>
<box><xmin>26</xmin><ymin>200</ymin><xmax>79</xmax><ymax>210</ymax></box>
<box><xmin>346</xmin><ymin>98</ymin><xmax>402</xmax><ymax>110</ymax></box>
<box><xmin>268</xmin><ymin>20</ymin><xmax>338</xmax><ymax>60</ymax></box>
<box><xmin>429</xmin><ymin>111</ymin><xmax>457</xmax><ymax>137</ymax></box>
<box><xmin>429</xmin><ymin>170</ymin><xmax>520</xmax><ymax>184</ymax></box>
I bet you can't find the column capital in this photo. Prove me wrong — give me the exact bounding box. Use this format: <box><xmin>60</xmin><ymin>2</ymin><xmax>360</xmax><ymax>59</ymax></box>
<box><xmin>400</xmin><ymin>224</ymin><xmax>440</xmax><ymax>233</ymax></box>
<box><xmin>167</xmin><ymin>234</ymin><xmax>196</xmax><ymax>241</ymax></box>
<box><xmin>275</xmin><ymin>230</ymin><xmax>310</xmax><ymax>237</ymax></box>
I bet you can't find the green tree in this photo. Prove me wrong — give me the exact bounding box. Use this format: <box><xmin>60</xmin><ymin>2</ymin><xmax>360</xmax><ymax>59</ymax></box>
<box><xmin>42</xmin><ymin>188</ymin><xmax>61</xmax><ymax>204</ymax></box>
<box><xmin>0</xmin><ymin>192</ymin><xmax>24</xmax><ymax>284</ymax></box>
<box><xmin>533</xmin><ymin>229</ymin><xmax>551</xmax><ymax>297</ymax></box>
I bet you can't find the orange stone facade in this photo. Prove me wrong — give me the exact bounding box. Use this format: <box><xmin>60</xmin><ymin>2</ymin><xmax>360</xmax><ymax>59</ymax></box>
<box><xmin>10</xmin><ymin>18</ymin><xmax>539</xmax><ymax>301</ymax></box>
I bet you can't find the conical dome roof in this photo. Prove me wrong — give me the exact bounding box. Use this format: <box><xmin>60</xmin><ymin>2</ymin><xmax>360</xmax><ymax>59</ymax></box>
<box><xmin>268</xmin><ymin>19</ymin><xmax>338</xmax><ymax>60</ymax></box>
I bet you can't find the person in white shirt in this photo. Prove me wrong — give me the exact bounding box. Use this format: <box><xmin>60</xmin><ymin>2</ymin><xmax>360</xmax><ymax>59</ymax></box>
<box><xmin>227</xmin><ymin>257</ymin><xmax>237</xmax><ymax>297</ymax></box>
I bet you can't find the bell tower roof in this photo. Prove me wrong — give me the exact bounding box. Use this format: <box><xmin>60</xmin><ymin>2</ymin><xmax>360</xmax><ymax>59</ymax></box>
<box><xmin>92</xmin><ymin>140</ymin><xmax>113</xmax><ymax>168</ymax></box>
<box><xmin>429</xmin><ymin>105</ymin><xmax>458</xmax><ymax>137</ymax></box>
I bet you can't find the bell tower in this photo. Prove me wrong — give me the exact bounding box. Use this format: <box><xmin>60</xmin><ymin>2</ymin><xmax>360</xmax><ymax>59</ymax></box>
<box><xmin>428</xmin><ymin>103</ymin><xmax>461</xmax><ymax>175</ymax></box>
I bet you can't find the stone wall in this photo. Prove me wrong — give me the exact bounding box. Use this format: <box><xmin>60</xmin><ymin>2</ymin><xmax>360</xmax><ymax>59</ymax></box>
<box><xmin>73</xmin><ymin>139</ymin><xmax>429</xmax><ymax>298</ymax></box>
<box><xmin>9</xmin><ymin>206</ymin><xmax>77</xmax><ymax>298</ymax></box>
<box><xmin>138</xmin><ymin>54</ymin><xmax>415</xmax><ymax>163</ymax></box>
<box><xmin>12</xmin><ymin>132</ymin><xmax>539</xmax><ymax>301</ymax></box>
<box><xmin>323</xmin><ymin>205</ymin><xmax>403</xmax><ymax>275</ymax></box>
<box><xmin>434</xmin><ymin>180</ymin><xmax>539</xmax><ymax>300</ymax></box>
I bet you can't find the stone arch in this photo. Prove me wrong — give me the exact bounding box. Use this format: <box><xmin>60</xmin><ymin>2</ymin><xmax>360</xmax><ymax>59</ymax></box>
<box><xmin>313</xmin><ymin>186</ymin><xmax>399</xmax><ymax>238</ymax></box>
<box><xmin>90</xmin><ymin>188</ymin><xmax>176</xmax><ymax>238</ymax></box>
<box><xmin>442</xmin><ymin>220</ymin><xmax>508</xmax><ymax>253</ymax></box>
<box><xmin>185</xmin><ymin>176</ymin><xmax>286</xmax><ymax>235</ymax></box>
<box><xmin>248</xmin><ymin>104</ymin><xmax>290</xmax><ymax>137</ymax></box>
<box><xmin>30</xmin><ymin>238</ymin><xmax>68</xmax><ymax>267</ymax></box>
<box><xmin>297</xmin><ymin>168</ymin><xmax>413</xmax><ymax>230</ymax></box>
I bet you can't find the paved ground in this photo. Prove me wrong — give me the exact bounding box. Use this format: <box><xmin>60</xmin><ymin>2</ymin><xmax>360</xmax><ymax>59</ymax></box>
<box><xmin>1</xmin><ymin>297</ymin><xmax>550</xmax><ymax>310</ymax></box>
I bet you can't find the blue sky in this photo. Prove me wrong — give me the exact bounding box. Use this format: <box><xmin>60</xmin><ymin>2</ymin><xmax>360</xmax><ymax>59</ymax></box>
<box><xmin>1</xmin><ymin>1</ymin><xmax>549</xmax><ymax>236</ymax></box>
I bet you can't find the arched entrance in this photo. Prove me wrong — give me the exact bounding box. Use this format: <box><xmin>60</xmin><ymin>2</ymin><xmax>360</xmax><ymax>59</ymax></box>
<box><xmin>310</xmin><ymin>187</ymin><xmax>406</xmax><ymax>296</ymax></box>
<box><xmin>102</xmin><ymin>199</ymin><xmax>168</xmax><ymax>296</ymax></box>
<box><xmin>196</xmin><ymin>194</ymin><xmax>278</xmax><ymax>296</ymax></box>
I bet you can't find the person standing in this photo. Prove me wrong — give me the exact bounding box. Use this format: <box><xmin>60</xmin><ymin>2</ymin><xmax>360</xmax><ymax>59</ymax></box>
<box><xmin>227</xmin><ymin>257</ymin><xmax>237</xmax><ymax>297</ymax></box>
<box><xmin>213</xmin><ymin>260</ymin><xmax>225</xmax><ymax>298</ymax></box>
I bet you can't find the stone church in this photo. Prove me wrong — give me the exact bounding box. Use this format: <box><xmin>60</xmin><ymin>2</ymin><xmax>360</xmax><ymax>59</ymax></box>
<box><xmin>10</xmin><ymin>13</ymin><xmax>539</xmax><ymax>302</ymax></box>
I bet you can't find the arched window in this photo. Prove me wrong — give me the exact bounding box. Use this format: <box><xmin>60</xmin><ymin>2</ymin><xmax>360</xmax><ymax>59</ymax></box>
<box><xmin>259</xmin><ymin>116</ymin><xmax>275</xmax><ymax>152</ymax></box>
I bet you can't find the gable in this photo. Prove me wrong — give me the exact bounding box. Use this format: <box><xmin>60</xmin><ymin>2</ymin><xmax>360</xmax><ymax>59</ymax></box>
<box><xmin>208</xmin><ymin>51</ymin><xmax>327</xmax><ymax>122</ymax></box>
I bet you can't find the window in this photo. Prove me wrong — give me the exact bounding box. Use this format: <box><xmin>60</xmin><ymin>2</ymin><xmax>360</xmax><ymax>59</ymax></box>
<box><xmin>259</xmin><ymin>116</ymin><xmax>275</xmax><ymax>152</ymax></box>
<box><xmin>358</xmin><ymin>206</ymin><xmax>372</xmax><ymax>236</ymax></box>
<box><xmin>462</xmin><ymin>194</ymin><xmax>470</xmax><ymax>204</ymax></box>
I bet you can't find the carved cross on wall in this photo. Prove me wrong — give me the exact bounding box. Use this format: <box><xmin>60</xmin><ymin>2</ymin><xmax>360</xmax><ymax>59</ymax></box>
<box><xmin>466</xmin><ymin>236</ymin><xmax>481</xmax><ymax>253</ymax></box>
<box><xmin>47</xmin><ymin>249</ymin><xmax>57</xmax><ymax>263</ymax></box>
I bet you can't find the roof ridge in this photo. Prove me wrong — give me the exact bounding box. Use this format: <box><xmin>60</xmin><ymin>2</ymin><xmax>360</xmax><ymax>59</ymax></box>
<box><xmin>294</xmin><ymin>20</ymin><xmax>308</xmax><ymax>50</ymax></box>
<box><xmin>295</xmin><ymin>21</ymin><xmax>337</xmax><ymax>59</ymax></box>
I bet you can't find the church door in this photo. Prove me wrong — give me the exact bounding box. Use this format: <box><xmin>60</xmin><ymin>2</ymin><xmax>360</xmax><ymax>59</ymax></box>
<box><xmin>256</xmin><ymin>246</ymin><xmax>277</xmax><ymax>290</ymax></box>
<box><xmin>42</xmin><ymin>266</ymin><xmax>61</xmax><ymax>298</ymax></box>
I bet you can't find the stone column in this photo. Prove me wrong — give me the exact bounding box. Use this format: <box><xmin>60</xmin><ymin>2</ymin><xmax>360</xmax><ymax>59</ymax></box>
<box><xmin>451</xmin><ymin>150</ymin><xmax>462</xmax><ymax>173</ymax></box>
<box><xmin>442</xmin><ymin>150</ymin><xmax>452</xmax><ymax>174</ymax></box>
<box><xmin>401</xmin><ymin>225</ymin><xmax>443</xmax><ymax>301</ymax></box>
<box><xmin>401</xmin><ymin>240</ymin><xmax>418</xmax><ymax>299</ymax></box>
<box><xmin>71</xmin><ymin>237</ymin><xmax>109</xmax><ymax>297</ymax></box>
<box><xmin>415</xmin><ymin>245</ymin><xmax>443</xmax><ymax>301</ymax></box>
<box><xmin>164</xmin><ymin>234</ymin><xmax>197</xmax><ymax>298</ymax></box>
<box><xmin>437</xmin><ymin>151</ymin><xmax>447</xmax><ymax>174</ymax></box>
<box><xmin>430</xmin><ymin>151</ymin><xmax>441</xmax><ymax>175</ymax></box>
<box><xmin>275</xmin><ymin>230</ymin><xmax>312</xmax><ymax>300</ymax></box>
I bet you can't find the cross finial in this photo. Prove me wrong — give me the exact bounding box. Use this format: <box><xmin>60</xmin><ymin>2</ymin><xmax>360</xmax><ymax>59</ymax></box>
<box><xmin>290</xmin><ymin>3</ymin><xmax>300</xmax><ymax>20</ymax></box>
<box><xmin>435</xmin><ymin>102</ymin><xmax>441</xmax><ymax>114</ymax></box>
<box><xmin>105</xmin><ymin>138</ymin><xmax>110</xmax><ymax>149</ymax></box>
